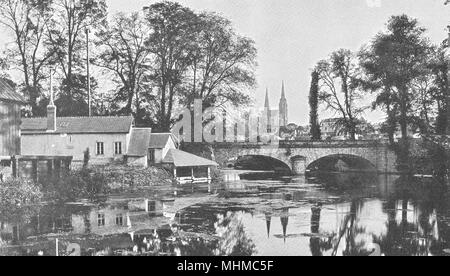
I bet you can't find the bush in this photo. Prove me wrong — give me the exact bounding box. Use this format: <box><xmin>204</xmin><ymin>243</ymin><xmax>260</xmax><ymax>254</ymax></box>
<box><xmin>44</xmin><ymin>169</ymin><xmax>109</xmax><ymax>202</ymax></box>
<box><xmin>91</xmin><ymin>165</ymin><xmax>174</xmax><ymax>192</ymax></box>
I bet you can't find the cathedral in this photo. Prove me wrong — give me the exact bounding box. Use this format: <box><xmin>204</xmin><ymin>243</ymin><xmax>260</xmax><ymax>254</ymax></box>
<box><xmin>264</xmin><ymin>82</ymin><xmax>289</xmax><ymax>133</ymax></box>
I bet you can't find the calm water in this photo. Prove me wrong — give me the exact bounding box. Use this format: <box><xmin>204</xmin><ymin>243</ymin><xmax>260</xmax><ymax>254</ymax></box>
<box><xmin>1</xmin><ymin>171</ymin><xmax>450</xmax><ymax>256</ymax></box>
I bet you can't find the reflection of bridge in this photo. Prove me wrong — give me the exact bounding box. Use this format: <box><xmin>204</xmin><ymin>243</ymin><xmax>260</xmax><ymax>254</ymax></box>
<box><xmin>205</xmin><ymin>141</ymin><xmax>397</xmax><ymax>175</ymax></box>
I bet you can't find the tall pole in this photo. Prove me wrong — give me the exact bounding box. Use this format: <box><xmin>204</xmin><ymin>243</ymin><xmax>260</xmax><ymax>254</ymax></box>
<box><xmin>447</xmin><ymin>26</ymin><xmax>450</xmax><ymax>135</ymax></box>
<box><xmin>86</xmin><ymin>28</ymin><xmax>92</xmax><ymax>117</ymax></box>
<box><xmin>49</xmin><ymin>67</ymin><xmax>54</xmax><ymax>104</ymax></box>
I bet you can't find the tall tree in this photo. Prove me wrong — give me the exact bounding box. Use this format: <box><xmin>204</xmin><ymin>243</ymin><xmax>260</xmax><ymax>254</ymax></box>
<box><xmin>371</xmin><ymin>15</ymin><xmax>430</xmax><ymax>141</ymax></box>
<box><xmin>427</xmin><ymin>45</ymin><xmax>449</xmax><ymax>135</ymax></box>
<box><xmin>182</xmin><ymin>13</ymin><xmax>257</xmax><ymax>110</ymax></box>
<box><xmin>46</xmin><ymin>0</ymin><xmax>107</xmax><ymax>116</ymax></box>
<box><xmin>316</xmin><ymin>49</ymin><xmax>367</xmax><ymax>141</ymax></box>
<box><xmin>144</xmin><ymin>1</ymin><xmax>199</xmax><ymax>132</ymax></box>
<box><xmin>0</xmin><ymin>0</ymin><xmax>55</xmax><ymax>116</ymax></box>
<box><xmin>309</xmin><ymin>70</ymin><xmax>321</xmax><ymax>140</ymax></box>
<box><xmin>95</xmin><ymin>12</ymin><xmax>152</xmax><ymax>123</ymax></box>
<box><xmin>359</xmin><ymin>46</ymin><xmax>398</xmax><ymax>144</ymax></box>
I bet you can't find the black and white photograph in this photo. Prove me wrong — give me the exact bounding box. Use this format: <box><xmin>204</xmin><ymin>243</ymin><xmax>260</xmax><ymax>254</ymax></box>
<box><xmin>0</xmin><ymin>0</ymin><xmax>449</xmax><ymax>259</ymax></box>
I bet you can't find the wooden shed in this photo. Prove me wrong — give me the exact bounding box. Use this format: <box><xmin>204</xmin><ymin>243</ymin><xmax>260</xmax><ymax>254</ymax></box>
<box><xmin>0</xmin><ymin>79</ymin><xmax>26</xmax><ymax>161</ymax></box>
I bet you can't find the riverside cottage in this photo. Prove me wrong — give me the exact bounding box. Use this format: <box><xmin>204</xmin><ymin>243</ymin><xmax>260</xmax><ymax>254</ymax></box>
<box><xmin>20</xmin><ymin>95</ymin><xmax>217</xmax><ymax>183</ymax></box>
<box><xmin>21</xmin><ymin>100</ymin><xmax>136</xmax><ymax>167</ymax></box>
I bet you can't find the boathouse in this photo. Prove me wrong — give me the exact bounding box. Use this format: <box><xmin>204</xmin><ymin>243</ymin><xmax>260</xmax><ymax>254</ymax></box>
<box><xmin>162</xmin><ymin>149</ymin><xmax>218</xmax><ymax>184</ymax></box>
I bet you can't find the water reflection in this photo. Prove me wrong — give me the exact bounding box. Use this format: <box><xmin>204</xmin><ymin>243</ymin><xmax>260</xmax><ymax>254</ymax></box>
<box><xmin>1</xmin><ymin>171</ymin><xmax>450</xmax><ymax>256</ymax></box>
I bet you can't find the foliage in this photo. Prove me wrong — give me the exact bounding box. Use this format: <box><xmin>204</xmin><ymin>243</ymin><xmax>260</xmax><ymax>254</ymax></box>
<box><xmin>309</xmin><ymin>70</ymin><xmax>321</xmax><ymax>140</ymax></box>
<box><xmin>44</xmin><ymin>169</ymin><xmax>109</xmax><ymax>202</ymax></box>
<box><xmin>94</xmin><ymin>12</ymin><xmax>152</xmax><ymax>121</ymax></box>
<box><xmin>0</xmin><ymin>0</ymin><xmax>55</xmax><ymax>115</ymax></box>
<box><xmin>91</xmin><ymin>165</ymin><xmax>174</xmax><ymax>193</ymax></box>
<box><xmin>316</xmin><ymin>49</ymin><xmax>368</xmax><ymax>140</ymax></box>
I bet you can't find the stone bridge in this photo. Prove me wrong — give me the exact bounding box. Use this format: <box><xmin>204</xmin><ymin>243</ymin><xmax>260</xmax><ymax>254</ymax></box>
<box><xmin>198</xmin><ymin>140</ymin><xmax>398</xmax><ymax>175</ymax></box>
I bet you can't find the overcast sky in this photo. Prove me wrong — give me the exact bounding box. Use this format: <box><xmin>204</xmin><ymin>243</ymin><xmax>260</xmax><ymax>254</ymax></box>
<box><xmin>2</xmin><ymin>0</ymin><xmax>450</xmax><ymax>125</ymax></box>
<box><xmin>91</xmin><ymin>0</ymin><xmax>450</xmax><ymax>124</ymax></box>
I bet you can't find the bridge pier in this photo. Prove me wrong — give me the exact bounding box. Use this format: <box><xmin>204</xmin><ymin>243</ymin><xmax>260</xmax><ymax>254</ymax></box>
<box><xmin>291</xmin><ymin>157</ymin><xmax>307</xmax><ymax>175</ymax></box>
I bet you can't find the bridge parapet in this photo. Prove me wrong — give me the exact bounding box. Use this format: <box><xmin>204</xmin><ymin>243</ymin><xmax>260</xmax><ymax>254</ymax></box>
<box><xmin>189</xmin><ymin>140</ymin><xmax>391</xmax><ymax>149</ymax></box>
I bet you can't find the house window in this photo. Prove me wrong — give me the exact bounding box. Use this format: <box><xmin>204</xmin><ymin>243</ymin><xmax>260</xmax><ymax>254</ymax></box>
<box><xmin>96</xmin><ymin>142</ymin><xmax>104</xmax><ymax>155</ymax></box>
<box><xmin>97</xmin><ymin>213</ymin><xmax>105</xmax><ymax>227</ymax></box>
<box><xmin>148</xmin><ymin>149</ymin><xmax>155</xmax><ymax>164</ymax></box>
<box><xmin>114</xmin><ymin>142</ymin><xmax>122</xmax><ymax>155</ymax></box>
<box><xmin>115</xmin><ymin>214</ymin><xmax>123</xmax><ymax>226</ymax></box>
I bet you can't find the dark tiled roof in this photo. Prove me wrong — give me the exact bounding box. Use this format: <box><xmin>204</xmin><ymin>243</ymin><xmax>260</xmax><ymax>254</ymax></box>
<box><xmin>149</xmin><ymin>133</ymin><xmax>176</xmax><ymax>149</ymax></box>
<box><xmin>127</xmin><ymin>128</ymin><xmax>152</xmax><ymax>156</ymax></box>
<box><xmin>21</xmin><ymin>116</ymin><xmax>134</xmax><ymax>134</ymax></box>
<box><xmin>0</xmin><ymin>79</ymin><xmax>26</xmax><ymax>104</ymax></box>
<box><xmin>163</xmin><ymin>149</ymin><xmax>218</xmax><ymax>167</ymax></box>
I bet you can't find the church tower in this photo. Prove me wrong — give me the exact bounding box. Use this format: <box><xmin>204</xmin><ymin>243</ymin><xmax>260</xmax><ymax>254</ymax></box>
<box><xmin>279</xmin><ymin>81</ymin><xmax>288</xmax><ymax>128</ymax></box>
<box><xmin>264</xmin><ymin>88</ymin><xmax>272</xmax><ymax>133</ymax></box>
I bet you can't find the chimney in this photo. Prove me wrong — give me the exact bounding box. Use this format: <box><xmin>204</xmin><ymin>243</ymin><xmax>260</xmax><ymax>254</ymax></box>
<box><xmin>47</xmin><ymin>69</ymin><xmax>56</xmax><ymax>132</ymax></box>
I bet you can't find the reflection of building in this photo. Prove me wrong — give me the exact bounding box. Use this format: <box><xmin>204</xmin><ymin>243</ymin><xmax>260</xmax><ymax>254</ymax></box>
<box><xmin>0</xmin><ymin>198</ymin><xmax>166</xmax><ymax>244</ymax></box>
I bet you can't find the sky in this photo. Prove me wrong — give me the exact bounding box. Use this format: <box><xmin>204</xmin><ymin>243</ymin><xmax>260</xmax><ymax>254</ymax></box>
<box><xmin>99</xmin><ymin>0</ymin><xmax>450</xmax><ymax>125</ymax></box>
<box><xmin>2</xmin><ymin>0</ymin><xmax>450</xmax><ymax>125</ymax></box>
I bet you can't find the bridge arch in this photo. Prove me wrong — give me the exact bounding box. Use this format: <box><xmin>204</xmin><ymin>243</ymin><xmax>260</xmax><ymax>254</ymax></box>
<box><xmin>234</xmin><ymin>154</ymin><xmax>292</xmax><ymax>173</ymax></box>
<box><xmin>306</xmin><ymin>154</ymin><xmax>378</xmax><ymax>173</ymax></box>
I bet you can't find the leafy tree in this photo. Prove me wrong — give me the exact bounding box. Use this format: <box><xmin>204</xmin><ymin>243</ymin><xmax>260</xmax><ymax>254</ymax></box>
<box><xmin>95</xmin><ymin>12</ymin><xmax>152</xmax><ymax>123</ymax></box>
<box><xmin>359</xmin><ymin>46</ymin><xmax>399</xmax><ymax>144</ymax></box>
<box><xmin>427</xmin><ymin>45</ymin><xmax>449</xmax><ymax>135</ymax></box>
<box><xmin>144</xmin><ymin>1</ymin><xmax>199</xmax><ymax>132</ymax></box>
<box><xmin>316</xmin><ymin>49</ymin><xmax>367</xmax><ymax>141</ymax></box>
<box><xmin>309</xmin><ymin>70</ymin><xmax>321</xmax><ymax>140</ymax></box>
<box><xmin>182</xmin><ymin>13</ymin><xmax>257</xmax><ymax>110</ymax></box>
<box><xmin>46</xmin><ymin>0</ymin><xmax>107</xmax><ymax>116</ymax></box>
<box><xmin>372</xmin><ymin>15</ymin><xmax>430</xmax><ymax>141</ymax></box>
<box><xmin>0</xmin><ymin>0</ymin><xmax>55</xmax><ymax>116</ymax></box>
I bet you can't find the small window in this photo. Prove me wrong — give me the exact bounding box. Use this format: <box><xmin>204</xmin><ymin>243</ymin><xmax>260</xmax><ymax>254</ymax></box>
<box><xmin>115</xmin><ymin>214</ymin><xmax>123</xmax><ymax>226</ymax></box>
<box><xmin>97</xmin><ymin>213</ymin><xmax>105</xmax><ymax>227</ymax></box>
<box><xmin>96</xmin><ymin>142</ymin><xmax>104</xmax><ymax>155</ymax></box>
<box><xmin>114</xmin><ymin>142</ymin><xmax>122</xmax><ymax>155</ymax></box>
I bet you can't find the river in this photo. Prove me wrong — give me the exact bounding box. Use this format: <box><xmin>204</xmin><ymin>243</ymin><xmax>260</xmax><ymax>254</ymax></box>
<box><xmin>1</xmin><ymin>170</ymin><xmax>450</xmax><ymax>256</ymax></box>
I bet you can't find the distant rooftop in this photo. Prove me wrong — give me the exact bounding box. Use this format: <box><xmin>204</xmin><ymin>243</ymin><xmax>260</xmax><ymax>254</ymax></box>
<box><xmin>0</xmin><ymin>79</ymin><xmax>26</xmax><ymax>104</ymax></box>
<box><xmin>21</xmin><ymin>116</ymin><xmax>134</xmax><ymax>134</ymax></box>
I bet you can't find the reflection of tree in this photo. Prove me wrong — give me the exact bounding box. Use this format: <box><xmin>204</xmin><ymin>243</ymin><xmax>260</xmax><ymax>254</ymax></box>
<box><xmin>215</xmin><ymin>212</ymin><xmax>257</xmax><ymax>256</ymax></box>
<box><xmin>177</xmin><ymin>206</ymin><xmax>257</xmax><ymax>256</ymax></box>
<box><xmin>332</xmin><ymin>200</ymin><xmax>369</xmax><ymax>256</ymax></box>
<box><xmin>374</xmin><ymin>177</ymin><xmax>446</xmax><ymax>256</ymax></box>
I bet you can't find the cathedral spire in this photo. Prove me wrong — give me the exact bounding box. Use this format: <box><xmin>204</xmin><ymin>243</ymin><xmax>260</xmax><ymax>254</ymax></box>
<box><xmin>279</xmin><ymin>82</ymin><xmax>288</xmax><ymax>128</ymax></box>
<box><xmin>265</xmin><ymin>88</ymin><xmax>270</xmax><ymax>109</ymax></box>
